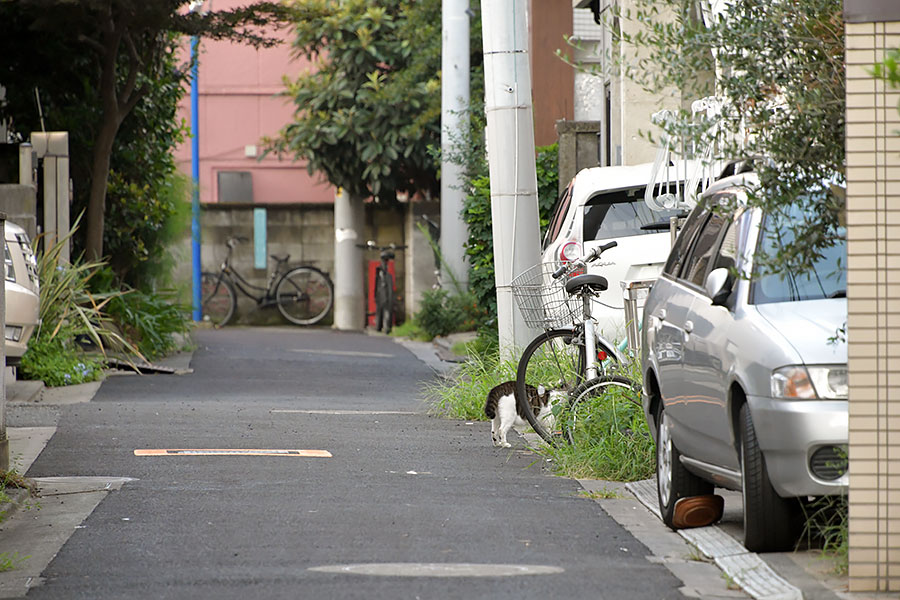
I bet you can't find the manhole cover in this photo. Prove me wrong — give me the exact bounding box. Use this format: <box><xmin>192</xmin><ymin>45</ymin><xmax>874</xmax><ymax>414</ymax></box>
<box><xmin>308</xmin><ymin>563</ymin><xmax>564</xmax><ymax>577</ymax></box>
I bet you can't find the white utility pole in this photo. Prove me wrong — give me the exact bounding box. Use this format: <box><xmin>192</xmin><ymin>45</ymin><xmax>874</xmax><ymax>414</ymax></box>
<box><xmin>333</xmin><ymin>188</ymin><xmax>365</xmax><ymax>330</ymax></box>
<box><xmin>480</xmin><ymin>0</ymin><xmax>541</xmax><ymax>356</ymax></box>
<box><xmin>440</xmin><ymin>0</ymin><xmax>470</xmax><ymax>292</ymax></box>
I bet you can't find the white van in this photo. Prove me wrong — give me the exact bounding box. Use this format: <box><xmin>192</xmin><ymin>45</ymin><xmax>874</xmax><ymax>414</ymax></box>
<box><xmin>541</xmin><ymin>163</ymin><xmax>683</xmax><ymax>341</ymax></box>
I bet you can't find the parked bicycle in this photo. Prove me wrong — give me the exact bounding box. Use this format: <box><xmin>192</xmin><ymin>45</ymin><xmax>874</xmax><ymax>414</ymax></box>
<box><xmin>200</xmin><ymin>236</ymin><xmax>334</xmax><ymax>327</ymax></box>
<box><xmin>358</xmin><ymin>241</ymin><xmax>406</xmax><ymax>334</ymax></box>
<box><xmin>511</xmin><ymin>241</ymin><xmax>641</xmax><ymax>445</ymax></box>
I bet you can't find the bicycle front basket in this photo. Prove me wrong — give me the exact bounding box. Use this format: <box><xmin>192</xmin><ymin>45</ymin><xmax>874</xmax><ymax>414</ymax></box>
<box><xmin>509</xmin><ymin>262</ymin><xmax>578</xmax><ymax>329</ymax></box>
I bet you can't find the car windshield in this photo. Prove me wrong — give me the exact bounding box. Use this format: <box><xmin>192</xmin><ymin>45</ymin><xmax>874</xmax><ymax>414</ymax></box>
<box><xmin>751</xmin><ymin>211</ymin><xmax>847</xmax><ymax>304</ymax></box>
<box><xmin>583</xmin><ymin>187</ymin><xmax>682</xmax><ymax>241</ymax></box>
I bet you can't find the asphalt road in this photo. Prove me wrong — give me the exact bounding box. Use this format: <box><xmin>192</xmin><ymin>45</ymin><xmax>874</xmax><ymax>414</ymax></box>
<box><xmin>23</xmin><ymin>327</ymin><xmax>687</xmax><ymax>599</ymax></box>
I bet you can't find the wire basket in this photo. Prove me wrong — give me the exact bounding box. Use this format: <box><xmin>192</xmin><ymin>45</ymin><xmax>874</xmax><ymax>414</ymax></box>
<box><xmin>510</xmin><ymin>262</ymin><xmax>578</xmax><ymax>329</ymax></box>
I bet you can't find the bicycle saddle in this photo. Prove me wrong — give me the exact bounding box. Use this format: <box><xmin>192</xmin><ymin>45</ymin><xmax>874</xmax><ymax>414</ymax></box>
<box><xmin>565</xmin><ymin>273</ymin><xmax>608</xmax><ymax>295</ymax></box>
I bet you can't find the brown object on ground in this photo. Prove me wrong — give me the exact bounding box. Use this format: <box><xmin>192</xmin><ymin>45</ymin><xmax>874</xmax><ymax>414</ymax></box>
<box><xmin>672</xmin><ymin>494</ymin><xmax>725</xmax><ymax>529</ymax></box>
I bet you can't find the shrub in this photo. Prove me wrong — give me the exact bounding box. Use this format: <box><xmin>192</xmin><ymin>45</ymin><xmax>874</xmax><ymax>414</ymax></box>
<box><xmin>416</xmin><ymin>288</ymin><xmax>485</xmax><ymax>339</ymax></box>
<box><xmin>20</xmin><ymin>329</ymin><xmax>104</xmax><ymax>387</ymax></box>
<box><xmin>424</xmin><ymin>346</ymin><xmax>517</xmax><ymax>420</ymax></box>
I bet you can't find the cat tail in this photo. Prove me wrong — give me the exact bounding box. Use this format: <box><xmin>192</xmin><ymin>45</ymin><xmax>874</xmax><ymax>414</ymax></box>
<box><xmin>484</xmin><ymin>396</ymin><xmax>496</xmax><ymax>419</ymax></box>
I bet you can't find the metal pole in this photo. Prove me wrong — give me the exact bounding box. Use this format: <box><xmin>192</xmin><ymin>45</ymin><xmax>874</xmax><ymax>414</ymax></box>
<box><xmin>333</xmin><ymin>188</ymin><xmax>365</xmax><ymax>330</ymax></box>
<box><xmin>481</xmin><ymin>0</ymin><xmax>542</xmax><ymax>357</ymax></box>
<box><xmin>191</xmin><ymin>34</ymin><xmax>202</xmax><ymax>321</ymax></box>
<box><xmin>0</xmin><ymin>214</ymin><xmax>8</xmax><ymax>471</ymax></box>
<box><xmin>440</xmin><ymin>0</ymin><xmax>470</xmax><ymax>293</ymax></box>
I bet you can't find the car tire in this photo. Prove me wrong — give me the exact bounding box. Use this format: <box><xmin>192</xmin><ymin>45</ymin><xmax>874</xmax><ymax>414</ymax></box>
<box><xmin>739</xmin><ymin>403</ymin><xmax>800</xmax><ymax>552</ymax></box>
<box><xmin>657</xmin><ymin>405</ymin><xmax>713</xmax><ymax>529</ymax></box>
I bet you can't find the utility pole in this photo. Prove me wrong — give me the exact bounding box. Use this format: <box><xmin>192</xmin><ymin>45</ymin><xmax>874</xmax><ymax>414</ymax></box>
<box><xmin>480</xmin><ymin>0</ymin><xmax>541</xmax><ymax>356</ymax></box>
<box><xmin>333</xmin><ymin>188</ymin><xmax>365</xmax><ymax>330</ymax></box>
<box><xmin>440</xmin><ymin>0</ymin><xmax>470</xmax><ymax>292</ymax></box>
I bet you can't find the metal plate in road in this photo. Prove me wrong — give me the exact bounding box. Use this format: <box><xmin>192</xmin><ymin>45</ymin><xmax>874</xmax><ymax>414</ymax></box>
<box><xmin>133</xmin><ymin>449</ymin><xmax>332</xmax><ymax>457</ymax></box>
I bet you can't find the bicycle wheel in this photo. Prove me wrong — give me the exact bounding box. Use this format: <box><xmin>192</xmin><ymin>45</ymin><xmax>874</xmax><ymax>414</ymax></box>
<box><xmin>515</xmin><ymin>329</ymin><xmax>587</xmax><ymax>443</ymax></box>
<box><xmin>378</xmin><ymin>272</ymin><xmax>395</xmax><ymax>334</ymax></box>
<box><xmin>200</xmin><ymin>272</ymin><xmax>236</xmax><ymax>327</ymax></box>
<box><xmin>276</xmin><ymin>266</ymin><xmax>334</xmax><ymax>325</ymax></box>
<box><xmin>563</xmin><ymin>375</ymin><xmax>642</xmax><ymax>446</ymax></box>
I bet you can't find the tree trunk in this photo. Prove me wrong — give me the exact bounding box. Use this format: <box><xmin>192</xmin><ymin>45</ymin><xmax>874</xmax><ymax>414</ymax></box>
<box><xmin>85</xmin><ymin>113</ymin><xmax>119</xmax><ymax>261</ymax></box>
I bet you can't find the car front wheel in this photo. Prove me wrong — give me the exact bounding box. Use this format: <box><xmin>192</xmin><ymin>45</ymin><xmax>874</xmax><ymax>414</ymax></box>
<box><xmin>739</xmin><ymin>403</ymin><xmax>800</xmax><ymax>552</ymax></box>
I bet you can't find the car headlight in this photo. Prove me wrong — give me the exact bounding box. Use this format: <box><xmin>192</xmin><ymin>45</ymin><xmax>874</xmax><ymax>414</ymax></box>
<box><xmin>771</xmin><ymin>365</ymin><xmax>848</xmax><ymax>400</ymax></box>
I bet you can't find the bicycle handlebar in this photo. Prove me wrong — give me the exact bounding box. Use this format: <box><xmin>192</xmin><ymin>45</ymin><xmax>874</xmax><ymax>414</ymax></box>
<box><xmin>552</xmin><ymin>240</ymin><xmax>618</xmax><ymax>279</ymax></box>
<box><xmin>356</xmin><ymin>241</ymin><xmax>408</xmax><ymax>251</ymax></box>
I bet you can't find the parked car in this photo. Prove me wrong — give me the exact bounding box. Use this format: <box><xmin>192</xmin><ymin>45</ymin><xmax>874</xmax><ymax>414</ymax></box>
<box><xmin>4</xmin><ymin>221</ymin><xmax>40</xmax><ymax>365</ymax></box>
<box><xmin>541</xmin><ymin>163</ymin><xmax>684</xmax><ymax>340</ymax></box>
<box><xmin>640</xmin><ymin>172</ymin><xmax>848</xmax><ymax>552</ymax></box>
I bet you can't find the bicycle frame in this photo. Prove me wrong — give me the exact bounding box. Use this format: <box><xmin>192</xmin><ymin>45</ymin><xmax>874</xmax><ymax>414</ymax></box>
<box><xmin>216</xmin><ymin>247</ymin><xmax>289</xmax><ymax>308</ymax></box>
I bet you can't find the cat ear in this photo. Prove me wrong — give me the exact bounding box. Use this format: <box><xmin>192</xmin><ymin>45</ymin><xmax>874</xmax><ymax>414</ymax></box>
<box><xmin>537</xmin><ymin>384</ymin><xmax>546</xmax><ymax>395</ymax></box>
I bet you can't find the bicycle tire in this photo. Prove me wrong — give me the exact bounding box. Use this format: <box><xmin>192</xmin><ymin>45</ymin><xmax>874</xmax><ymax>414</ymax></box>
<box><xmin>200</xmin><ymin>272</ymin><xmax>236</xmax><ymax>327</ymax></box>
<box><xmin>374</xmin><ymin>268</ymin><xmax>389</xmax><ymax>332</ymax></box>
<box><xmin>515</xmin><ymin>328</ymin><xmax>587</xmax><ymax>443</ymax></box>
<box><xmin>380</xmin><ymin>272</ymin><xmax>395</xmax><ymax>333</ymax></box>
<box><xmin>275</xmin><ymin>266</ymin><xmax>334</xmax><ymax>325</ymax></box>
<box><xmin>563</xmin><ymin>375</ymin><xmax>642</xmax><ymax>446</ymax></box>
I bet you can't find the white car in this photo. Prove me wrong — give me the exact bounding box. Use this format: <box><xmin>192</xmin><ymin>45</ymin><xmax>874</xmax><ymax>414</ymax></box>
<box><xmin>4</xmin><ymin>222</ymin><xmax>40</xmax><ymax>364</ymax></box>
<box><xmin>541</xmin><ymin>163</ymin><xmax>684</xmax><ymax>340</ymax></box>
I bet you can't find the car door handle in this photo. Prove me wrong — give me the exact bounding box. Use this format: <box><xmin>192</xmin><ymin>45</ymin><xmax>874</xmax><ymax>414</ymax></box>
<box><xmin>684</xmin><ymin>320</ymin><xmax>694</xmax><ymax>334</ymax></box>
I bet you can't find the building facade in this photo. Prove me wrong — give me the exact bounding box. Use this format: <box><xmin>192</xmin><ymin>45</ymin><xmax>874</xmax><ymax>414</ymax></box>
<box><xmin>845</xmin><ymin>0</ymin><xmax>900</xmax><ymax>592</ymax></box>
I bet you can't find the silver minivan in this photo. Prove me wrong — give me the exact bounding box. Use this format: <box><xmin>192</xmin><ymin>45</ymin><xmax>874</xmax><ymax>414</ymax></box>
<box><xmin>640</xmin><ymin>172</ymin><xmax>848</xmax><ymax>552</ymax></box>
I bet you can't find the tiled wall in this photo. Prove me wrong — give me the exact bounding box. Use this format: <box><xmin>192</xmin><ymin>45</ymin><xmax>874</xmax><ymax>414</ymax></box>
<box><xmin>846</xmin><ymin>20</ymin><xmax>900</xmax><ymax>594</ymax></box>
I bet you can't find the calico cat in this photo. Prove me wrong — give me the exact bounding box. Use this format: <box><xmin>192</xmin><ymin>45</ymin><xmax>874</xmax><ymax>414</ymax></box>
<box><xmin>484</xmin><ymin>380</ymin><xmax>556</xmax><ymax>448</ymax></box>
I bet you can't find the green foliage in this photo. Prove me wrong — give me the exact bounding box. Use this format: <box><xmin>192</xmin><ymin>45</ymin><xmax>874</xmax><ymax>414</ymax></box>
<box><xmin>800</xmin><ymin>495</ymin><xmax>848</xmax><ymax>574</ymax></box>
<box><xmin>0</xmin><ymin>553</ymin><xmax>28</xmax><ymax>573</ymax></box>
<box><xmin>608</xmin><ymin>0</ymin><xmax>845</xmax><ymax>277</ymax></box>
<box><xmin>270</xmin><ymin>0</ymin><xmax>449</xmax><ymax>200</ymax></box>
<box><xmin>424</xmin><ymin>347</ymin><xmax>518</xmax><ymax>421</ymax></box>
<box><xmin>19</xmin><ymin>333</ymin><xmax>105</xmax><ymax>388</ymax></box>
<box><xmin>462</xmin><ymin>143</ymin><xmax>559</xmax><ymax>322</ymax></box>
<box><xmin>542</xmin><ymin>390</ymin><xmax>654</xmax><ymax>481</ymax></box>
<box><xmin>20</xmin><ymin>225</ymin><xmax>142</xmax><ymax>386</ymax></box>
<box><xmin>106</xmin><ymin>288</ymin><xmax>190</xmax><ymax>361</ymax></box>
<box><xmin>873</xmin><ymin>47</ymin><xmax>900</xmax><ymax>117</ymax></box>
<box><xmin>416</xmin><ymin>288</ymin><xmax>485</xmax><ymax>339</ymax></box>
<box><xmin>0</xmin><ymin>1</ymin><xmax>289</xmax><ymax>259</ymax></box>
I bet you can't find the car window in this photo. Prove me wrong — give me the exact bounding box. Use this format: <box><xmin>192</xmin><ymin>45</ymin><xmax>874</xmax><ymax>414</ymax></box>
<box><xmin>583</xmin><ymin>187</ymin><xmax>682</xmax><ymax>241</ymax></box>
<box><xmin>750</xmin><ymin>212</ymin><xmax>847</xmax><ymax>304</ymax></box>
<box><xmin>663</xmin><ymin>207</ymin><xmax>708</xmax><ymax>277</ymax></box>
<box><xmin>542</xmin><ymin>183</ymin><xmax>573</xmax><ymax>250</ymax></box>
<box><xmin>683</xmin><ymin>212</ymin><xmax>728</xmax><ymax>287</ymax></box>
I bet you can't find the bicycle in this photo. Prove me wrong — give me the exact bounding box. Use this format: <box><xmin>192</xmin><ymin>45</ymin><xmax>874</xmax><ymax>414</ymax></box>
<box><xmin>511</xmin><ymin>241</ymin><xmax>641</xmax><ymax>445</ymax></box>
<box><xmin>358</xmin><ymin>241</ymin><xmax>406</xmax><ymax>334</ymax></box>
<box><xmin>200</xmin><ymin>236</ymin><xmax>334</xmax><ymax>327</ymax></box>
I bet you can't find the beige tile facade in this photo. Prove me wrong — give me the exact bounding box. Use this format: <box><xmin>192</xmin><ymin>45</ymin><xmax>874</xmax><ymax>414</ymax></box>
<box><xmin>846</xmin><ymin>19</ymin><xmax>900</xmax><ymax>594</ymax></box>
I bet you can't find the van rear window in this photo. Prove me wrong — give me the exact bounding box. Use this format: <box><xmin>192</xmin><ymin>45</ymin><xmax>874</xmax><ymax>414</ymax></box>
<box><xmin>583</xmin><ymin>188</ymin><xmax>681</xmax><ymax>241</ymax></box>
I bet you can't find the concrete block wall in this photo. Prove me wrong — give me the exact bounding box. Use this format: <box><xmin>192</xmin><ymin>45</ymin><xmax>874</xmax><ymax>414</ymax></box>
<box><xmin>0</xmin><ymin>185</ymin><xmax>37</xmax><ymax>240</ymax></box>
<box><xmin>845</xmin><ymin>16</ymin><xmax>900</xmax><ymax>594</ymax></box>
<box><xmin>196</xmin><ymin>201</ymin><xmax>435</xmax><ymax>327</ymax></box>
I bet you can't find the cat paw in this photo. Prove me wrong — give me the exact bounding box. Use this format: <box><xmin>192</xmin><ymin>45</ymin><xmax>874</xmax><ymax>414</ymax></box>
<box><xmin>501</xmin><ymin>441</ymin><xmax>512</xmax><ymax>448</ymax></box>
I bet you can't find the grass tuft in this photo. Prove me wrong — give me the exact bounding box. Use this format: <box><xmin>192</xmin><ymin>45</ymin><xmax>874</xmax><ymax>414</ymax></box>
<box><xmin>800</xmin><ymin>494</ymin><xmax>848</xmax><ymax>574</ymax></box>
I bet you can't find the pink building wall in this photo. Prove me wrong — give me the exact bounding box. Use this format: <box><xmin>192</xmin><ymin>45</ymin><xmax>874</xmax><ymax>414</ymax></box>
<box><xmin>174</xmin><ymin>8</ymin><xmax>334</xmax><ymax>206</ymax></box>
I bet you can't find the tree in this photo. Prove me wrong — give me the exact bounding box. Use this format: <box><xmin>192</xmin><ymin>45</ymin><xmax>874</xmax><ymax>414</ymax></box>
<box><xmin>0</xmin><ymin>0</ymin><xmax>290</xmax><ymax>260</ymax></box>
<box><xmin>611</xmin><ymin>0</ymin><xmax>845</xmax><ymax>276</ymax></box>
<box><xmin>267</xmin><ymin>0</ymin><xmax>443</xmax><ymax>201</ymax></box>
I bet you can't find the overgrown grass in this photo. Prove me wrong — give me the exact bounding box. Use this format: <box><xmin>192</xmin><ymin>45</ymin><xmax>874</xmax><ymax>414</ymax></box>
<box><xmin>540</xmin><ymin>384</ymin><xmax>654</xmax><ymax>481</ymax></box>
<box><xmin>800</xmin><ymin>495</ymin><xmax>848</xmax><ymax>574</ymax></box>
<box><xmin>425</xmin><ymin>338</ymin><xmax>656</xmax><ymax>482</ymax></box>
<box><xmin>390</xmin><ymin>318</ymin><xmax>431</xmax><ymax>341</ymax></box>
<box><xmin>0</xmin><ymin>552</ymin><xmax>28</xmax><ymax>573</ymax></box>
<box><xmin>424</xmin><ymin>345</ymin><xmax>517</xmax><ymax>421</ymax></box>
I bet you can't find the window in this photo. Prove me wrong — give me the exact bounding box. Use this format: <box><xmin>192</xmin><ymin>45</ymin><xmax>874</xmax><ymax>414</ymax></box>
<box><xmin>583</xmin><ymin>187</ymin><xmax>682</xmax><ymax>241</ymax></box>
<box><xmin>750</xmin><ymin>212</ymin><xmax>847</xmax><ymax>304</ymax></box>
<box><xmin>663</xmin><ymin>207</ymin><xmax>707</xmax><ymax>277</ymax></box>
<box><xmin>542</xmin><ymin>183</ymin><xmax>573</xmax><ymax>250</ymax></box>
<box><xmin>683</xmin><ymin>212</ymin><xmax>728</xmax><ymax>287</ymax></box>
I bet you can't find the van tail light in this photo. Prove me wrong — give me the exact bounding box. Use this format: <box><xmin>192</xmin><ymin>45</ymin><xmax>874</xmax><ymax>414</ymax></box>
<box><xmin>559</xmin><ymin>241</ymin><xmax>580</xmax><ymax>262</ymax></box>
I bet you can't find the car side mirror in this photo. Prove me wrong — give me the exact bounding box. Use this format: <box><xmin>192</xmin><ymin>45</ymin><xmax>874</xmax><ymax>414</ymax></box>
<box><xmin>705</xmin><ymin>267</ymin><xmax>733</xmax><ymax>307</ymax></box>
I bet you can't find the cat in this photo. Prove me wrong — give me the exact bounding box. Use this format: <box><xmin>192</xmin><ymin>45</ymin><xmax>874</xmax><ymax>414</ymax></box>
<box><xmin>484</xmin><ymin>380</ymin><xmax>557</xmax><ymax>448</ymax></box>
